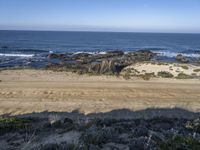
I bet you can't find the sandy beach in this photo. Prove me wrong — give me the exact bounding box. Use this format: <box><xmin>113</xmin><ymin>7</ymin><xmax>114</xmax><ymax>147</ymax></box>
<box><xmin>0</xmin><ymin>69</ymin><xmax>200</xmax><ymax>115</ymax></box>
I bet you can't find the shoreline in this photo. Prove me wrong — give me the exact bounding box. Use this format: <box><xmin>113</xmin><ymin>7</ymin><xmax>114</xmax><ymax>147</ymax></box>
<box><xmin>1</xmin><ymin>49</ymin><xmax>200</xmax><ymax>72</ymax></box>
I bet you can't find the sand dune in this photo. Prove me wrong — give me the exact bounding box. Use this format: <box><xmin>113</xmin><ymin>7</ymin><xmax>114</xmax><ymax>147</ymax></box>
<box><xmin>0</xmin><ymin>69</ymin><xmax>200</xmax><ymax>115</ymax></box>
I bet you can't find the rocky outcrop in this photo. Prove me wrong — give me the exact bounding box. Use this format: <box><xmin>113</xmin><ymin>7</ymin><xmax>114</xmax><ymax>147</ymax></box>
<box><xmin>176</xmin><ymin>54</ymin><xmax>189</xmax><ymax>63</ymax></box>
<box><xmin>46</xmin><ymin>50</ymin><xmax>156</xmax><ymax>74</ymax></box>
<box><xmin>194</xmin><ymin>58</ymin><xmax>200</xmax><ymax>65</ymax></box>
<box><xmin>89</xmin><ymin>60</ymin><xmax>116</xmax><ymax>74</ymax></box>
<box><xmin>127</xmin><ymin>50</ymin><xmax>155</xmax><ymax>61</ymax></box>
<box><xmin>106</xmin><ymin>50</ymin><xmax>124</xmax><ymax>57</ymax></box>
<box><xmin>72</xmin><ymin>53</ymin><xmax>93</xmax><ymax>60</ymax></box>
<box><xmin>48</xmin><ymin>53</ymin><xmax>66</xmax><ymax>59</ymax></box>
<box><xmin>117</xmin><ymin>50</ymin><xmax>156</xmax><ymax>66</ymax></box>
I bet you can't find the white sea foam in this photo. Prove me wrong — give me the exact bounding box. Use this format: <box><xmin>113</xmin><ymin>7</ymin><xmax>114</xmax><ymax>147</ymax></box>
<box><xmin>73</xmin><ymin>51</ymin><xmax>107</xmax><ymax>55</ymax></box>
<box><xmin>0</xmin><ymin>53</ymin><xmax>34</xmax><ymax>57</ymax></box>
<box><xmin>73</xmin><ymin>50</ymin><xmax>200</xmax><ymax>58</ymax></box>
<box><xmin>155</xmin><ymin>51</ymin><xmax>200</xmax><ymax>58</ymax></box>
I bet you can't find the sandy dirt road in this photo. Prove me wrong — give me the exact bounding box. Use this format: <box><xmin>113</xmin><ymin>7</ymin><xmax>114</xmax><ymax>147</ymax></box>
<box><xmin>0</xmin><ymin>69</ymin><xmax>200</xmax><ymax>115</ymax></box>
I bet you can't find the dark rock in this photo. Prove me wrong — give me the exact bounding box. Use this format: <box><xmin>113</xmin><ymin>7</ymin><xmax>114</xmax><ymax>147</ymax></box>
<box><xmin>194</xmin><ymin>58</ymin><xmax>200</xmax><ymax>65</ymax></box>
<box><xmin>46</xmin><ymin>62</ymin><xmax>89</xmax><ymax>74</ymax></box>
<box><xmin>71</xmin><ymin>64</ymin><xmax>90</xmax><ymax>74</ymax></box>
<box><xmin>127</xmin><ymin>50</ymin><xmax>155</xmax><ymax>61</ymax></box>
<box><xmin>46</xmin><ymin>62</ymin><xmax>65</xmax><ymax>70</ymax></box>
<box><xmin>48</xmin><ymin>53</ymin><xmax>66</xmax><ymax>59</ymax></box>
<box><xmin>176</xmin><ymin>54</ymin><xmax>189</xmax><ymax>63</ymax></box>
<box><xmin>73</xmin><ymin>53</ymin><xmax>92</xmax><ymax>59</ymax></box>
<box><xmin>114</xmin><ymin>50</ymin><xmax>156</xmax><ymax>67</ymax></box>
<box><xmin>106</xmin><ymin>50</ymin><xmax>124</xmax><ymax>56</ymax></box>
<box><xmin>72</xmin><ymin>53</ymin><xmax>93</xmax><ymax>64</ymax></box>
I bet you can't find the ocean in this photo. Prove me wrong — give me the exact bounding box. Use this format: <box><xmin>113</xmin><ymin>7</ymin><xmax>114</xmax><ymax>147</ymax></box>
<box><xmin>0</xmin><ymin>30</ymin><xmax>200</xmax><ymax>68</ymax></box>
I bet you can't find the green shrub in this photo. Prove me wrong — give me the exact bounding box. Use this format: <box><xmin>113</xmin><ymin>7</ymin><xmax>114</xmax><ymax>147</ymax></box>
<box><xmin>191</xmin><ymin>73</ymin><xmax>197</xmax><ymax>76</ymax></box>
<box><xmin>139</xmin><ymin>72</ymin><xmax>155</xmax><ymax>80</ymax></box>
<box><xmin>181</xmin><ymin>66</ymin><xmax>189</xmax><ymax>70</ymax></box>
<box><xmin>176</xmin><ymin>73</ymin><xmax>193</xmax><ymax>79</ymax></box>
<box><xmin>157</xmin><ymin>71</ymin><xmax>174</xmax><ymax>78</ymax></box>
<box><xmin>132</xmin><ymin>68</ymin><xmax>140</xmax><ymax>74</ymax></box>
<box><xmin>157</xmin><ymin>62</ymin><xmax>168</xmax><ymax>65</ymax></box>
<box><xmin>185</xmin><ymin>119</ymin><xmax>200</xmax><ymax>133</ymax></box>
<box><xmin>193</xmin><ymin>69</ymin><xmax>200</xmax><ymax>72</ymax></box>
<box><xmin>0</xmin><ymin>117</ymin><xmax>33</xmax><ymax>133</ymax></box>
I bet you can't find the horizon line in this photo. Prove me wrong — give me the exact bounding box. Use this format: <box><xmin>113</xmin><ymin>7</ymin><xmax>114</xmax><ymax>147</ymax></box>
<box><xmin>0</xmin><ymin>29</ymin><xmax>200</xmax><ymax>34</ymax></box>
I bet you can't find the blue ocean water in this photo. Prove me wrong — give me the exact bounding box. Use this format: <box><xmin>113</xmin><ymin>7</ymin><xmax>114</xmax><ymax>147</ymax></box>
<box><xmin>0</xmin><ymin>30</ymin><xmax>200</xmax><ymax>68</ymax></box>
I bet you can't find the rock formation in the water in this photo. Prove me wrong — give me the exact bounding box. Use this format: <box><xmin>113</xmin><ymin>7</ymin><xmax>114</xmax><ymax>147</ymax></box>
<box><xmin>46</xmin><ymin>50</ymin><xmax>156</xmax><ymax>74</ymax></box>
<box><xmin>176</xmin><ymin>54</ymin><xmax>189</xmax><ymax>63</ymax></box>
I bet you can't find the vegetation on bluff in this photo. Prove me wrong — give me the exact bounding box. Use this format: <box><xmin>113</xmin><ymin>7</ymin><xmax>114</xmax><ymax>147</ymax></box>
<box><xmin>0</xmin><ymin>114</ymin><xmax>200</xmax><ymax>150</ymax></box>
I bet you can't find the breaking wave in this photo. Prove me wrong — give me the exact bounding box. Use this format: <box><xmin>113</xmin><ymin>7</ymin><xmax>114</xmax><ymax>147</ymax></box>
<box><xmin>0</xmin><ymin>53</ymin><xmax>34</xmax><ymax>57</ymax></box>
<box><xmin>155</xmin><ymin>51</ymin><xmax>200</xmax><ymax>58</ymax></box>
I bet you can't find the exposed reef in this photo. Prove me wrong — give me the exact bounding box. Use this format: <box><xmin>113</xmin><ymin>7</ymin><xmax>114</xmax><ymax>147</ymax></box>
<box><xmin>46</xmin><ymin>50</ymin><xmax>156</xmax><ymax>75</ymax></box>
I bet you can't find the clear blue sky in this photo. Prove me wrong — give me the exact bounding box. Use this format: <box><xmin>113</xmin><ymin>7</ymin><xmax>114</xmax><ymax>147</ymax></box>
<box><xmin>0</xmin><ymin>0</ymin><xmax>200</xmax><ymax>33</ymax></box>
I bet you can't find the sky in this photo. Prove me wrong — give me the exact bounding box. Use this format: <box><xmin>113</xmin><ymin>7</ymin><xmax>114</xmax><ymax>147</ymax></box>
<box><xmin>0</xmin><ymin>0</ymin><xmax>200</xmax><ymax>33</ymax></box>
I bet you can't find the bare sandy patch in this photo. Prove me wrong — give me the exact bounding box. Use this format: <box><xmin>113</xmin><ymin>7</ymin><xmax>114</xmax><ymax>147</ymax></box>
<box><xmin>121</xmin><ymin>62</ymin><xmax>200</xmax><ymax>79</ymax></box>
